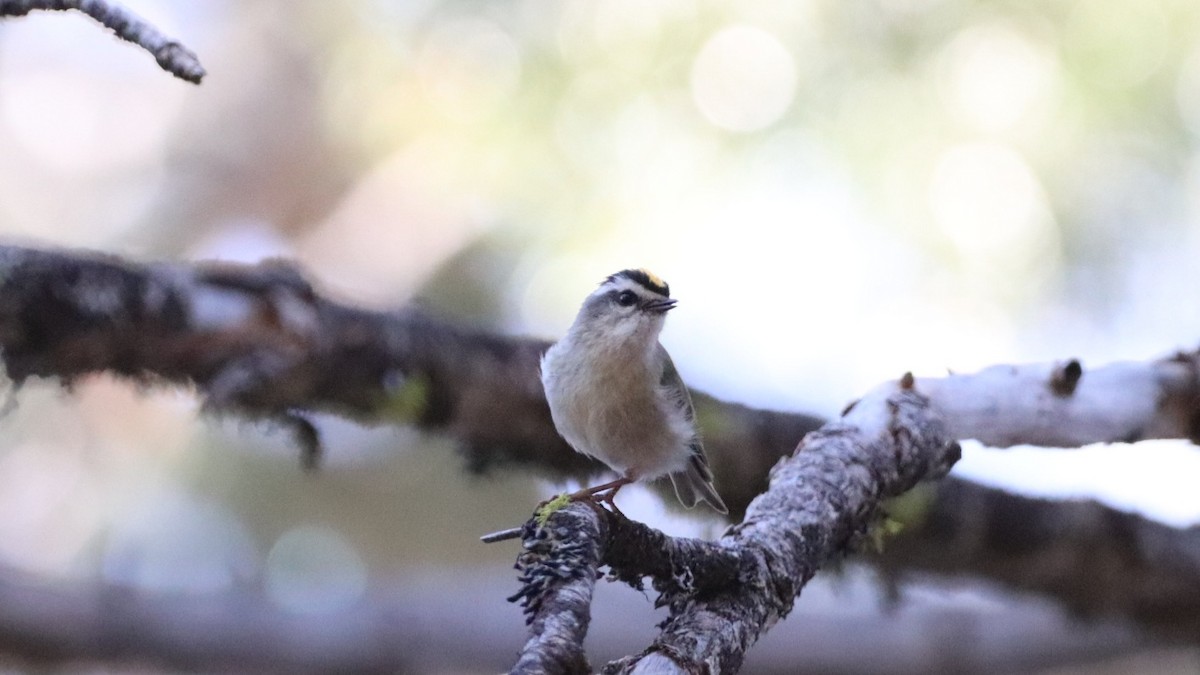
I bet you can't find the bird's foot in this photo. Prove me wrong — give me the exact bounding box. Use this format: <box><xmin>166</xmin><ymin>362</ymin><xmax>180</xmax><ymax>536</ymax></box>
<box><xmin>566</xmin><ymin>477</ymin><xmax>632</xmax><ymax>519</ymax></box>
<box><xmin>590</xmin><ymin>488</ymin><xmax>627</xmax><ymax>519</ymax></box>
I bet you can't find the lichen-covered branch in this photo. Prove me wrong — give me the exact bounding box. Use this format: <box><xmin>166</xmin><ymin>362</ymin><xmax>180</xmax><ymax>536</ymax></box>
<box><xmin>0</xmin><ymin>245</ymin><xmax>577</xmax><ymax>473</ymax></box>
<box><xmin>620</xmin><ymin>382</ymin><xmax>961</xmax><ymax>674</ymax></box>
<box><xmin>0</xmin><ymin>0</ymin><xmax>205</xmax><ymax>83</ymax></box>
<box><xmin>510</xmin><ymin>358</ymin><xmax>1200</xmax><ymax>672</ymax></box>
<box><xmin>511</xmin><ymin>382</ymin><xmax>961</xmax><ymax>674</ymax></box>
<box><xmin>508</xmin><ymin>507</ymin><xmax>602</xmax><ymax>675</ymax></box>
<box><xmin>509</xmin><ymin>502</ymin><xmax>751</xmax><ymax>671</ymax></box>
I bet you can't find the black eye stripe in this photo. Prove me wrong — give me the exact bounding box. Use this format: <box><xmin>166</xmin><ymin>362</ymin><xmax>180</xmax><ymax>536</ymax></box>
<box><xmin>615</xmin><ymin>290</ymin><xmax>638</xmax><ymax>306</ymax></box>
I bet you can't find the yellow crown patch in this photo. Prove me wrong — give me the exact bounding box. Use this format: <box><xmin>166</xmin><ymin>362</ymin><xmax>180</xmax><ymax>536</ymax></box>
<box><xmin>638</xmin><ymin>268</ymin><xmax>666</xmax><ymax>290</ymax></box>
<box><xmin>606</xmin><ymin>268</ymin><xmax>671</xmax><ymax>297</ymax></box>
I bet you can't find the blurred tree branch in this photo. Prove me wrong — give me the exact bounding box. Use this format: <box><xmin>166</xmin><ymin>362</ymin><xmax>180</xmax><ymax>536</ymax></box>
<box><xmin>0</xmin><ymin>0</ymin><xmax>205</xmax><ymax>83</ymax></box>
<box><xmin>0</xmin><ymin>244</ymin><xmax>819</xmax><ymax>501</ymax></box>
<box><xmin>0</xmin><ymin>559</ymin><xmax>1151</xmax><ymax>674</ymax></box>
<box><xmin>0</xmin><ymin>245</ymin><xmax>1198</xmax><ymax>670</ymax></box>
<box><xmin>877</xmin><ymin>478</ymin><xmax>1200</xmax><ymax>642</ymax></box>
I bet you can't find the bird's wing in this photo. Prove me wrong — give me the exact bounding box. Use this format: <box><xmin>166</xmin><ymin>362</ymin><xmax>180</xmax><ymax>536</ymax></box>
<box><xmin>659</xmin><ymin>343</ymin><xmax>728</xmax><ymax>512</ymax></box>
<box><xmin>658</xmin><ymin>342</ymin><xmax>695</xmax><ymax>421</ymax></box>
<box><xmin>657</xmin><ymin>343</ymin><xmax>712</xmax><ymax>476</ymax></box>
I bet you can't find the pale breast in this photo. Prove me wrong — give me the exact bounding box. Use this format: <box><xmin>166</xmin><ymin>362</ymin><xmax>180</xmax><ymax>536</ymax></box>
<box><xmin>542</xmin><ymin>341</ymin><xmax>692</xmax><ymax>480</ymax></box>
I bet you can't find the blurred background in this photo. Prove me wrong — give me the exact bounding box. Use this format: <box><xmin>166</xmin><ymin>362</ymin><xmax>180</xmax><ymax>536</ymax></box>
<box><xmin>0</xmin><ymin>0</ymin><xmax>1198</xmax><ymax>672</ymax></box>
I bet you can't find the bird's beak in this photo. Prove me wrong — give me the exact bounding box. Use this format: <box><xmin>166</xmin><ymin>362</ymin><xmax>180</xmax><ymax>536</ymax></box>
<box><xmin>644</xmin><ymin>298</ymin><xmax>678</xmax><ymax>314</ymax></box>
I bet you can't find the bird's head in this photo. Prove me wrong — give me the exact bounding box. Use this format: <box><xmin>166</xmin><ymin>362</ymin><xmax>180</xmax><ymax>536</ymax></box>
<box><xmin>575</xmin><ymin>268</ymin><xmax>677</xmax><ymax>345</ymax></box>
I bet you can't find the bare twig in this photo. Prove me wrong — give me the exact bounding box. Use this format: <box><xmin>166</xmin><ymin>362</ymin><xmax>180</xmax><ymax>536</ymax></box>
<box><xmin>0</xmin><ymin>0</ymin><xmax>205</xmax><ymax>83</ymax></box>
<box><xmin>1049</xmin><ymin>358</ymin><xmax>1083</xmax><ymax>396</ymax></box>
<box><xmin>482</xmin><ymin>527</ymin><xmax>525</xmax><ymax>544</ymax></box>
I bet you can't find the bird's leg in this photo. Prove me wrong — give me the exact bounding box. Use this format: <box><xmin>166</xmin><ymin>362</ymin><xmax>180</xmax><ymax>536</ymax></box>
<box><xmin>594</xmin><ymin>484</ymin><xmax>627</xmax><ymax>518</ymax></box>
<box><xmin>568</xmin><ymin>476</ymin><xmax>631</xmax><ymax>499</ymax></box>
<box><xmin>568</xmin><ymin>476</ymin><xmax>632</xmax><ymax>517</ymax></box>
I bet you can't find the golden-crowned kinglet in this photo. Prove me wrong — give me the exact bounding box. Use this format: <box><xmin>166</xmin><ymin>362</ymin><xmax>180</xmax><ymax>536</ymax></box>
<box><xmin>540</xmin><ymin>269</ymin><xmax>728</xmax><ymax>514</ymax></box>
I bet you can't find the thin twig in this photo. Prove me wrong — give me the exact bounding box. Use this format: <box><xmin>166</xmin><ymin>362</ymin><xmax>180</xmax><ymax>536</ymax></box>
<box><xmin>481</xmin><ymin>527</ymin><xmax>524</xmax><ymax>544</ymax></box>
<box><xmin>0</xmin><ymin>0</ymin><xmax>205</xmax><ymax>83</ymax></box>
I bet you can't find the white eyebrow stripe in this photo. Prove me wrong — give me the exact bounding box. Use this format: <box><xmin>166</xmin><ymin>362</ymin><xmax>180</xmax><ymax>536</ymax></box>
<box><xmin>602</xmin><ymin>278</ymin><xmax>642</xmax><ymax>294</ymax></box>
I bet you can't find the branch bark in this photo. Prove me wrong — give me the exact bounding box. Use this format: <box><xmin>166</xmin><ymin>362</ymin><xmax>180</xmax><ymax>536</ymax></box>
<box><xmin>919</xmin><ymin>357</ymin><xmax>1200</xmax><ymax>447</ymax></box>
<box><xmin>511</xmin><ymin>381</ymin><xmax>961</xmax><ymax>673</ymax></box>
<box><xmin>508</xmin><ymin>353</ymin><xmax>1200</xmax><ymax>672</ymax></box>
<box><xmin>509</xmin><ymin>506</ymin><xmax>603</xmax><ymax>675</ymax></box>
<box><xmin>0</xmin><ymin>0</ymin><xmax>205</xmax><ymax>83</ymax></box>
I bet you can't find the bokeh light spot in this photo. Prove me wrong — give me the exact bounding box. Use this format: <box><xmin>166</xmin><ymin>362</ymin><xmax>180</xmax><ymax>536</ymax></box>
<box><xmin>690</xmin><ymin>25</ymin><xmax>797</xmax><ymax>133</ymax></box>
<box><xmin>266</xmin><ymin>525</ymin><xmax>368</xmax><ymax>615</ymax></box>
<box><xmin>939</xmin><ymin>24</ymin><xmax>1057</xmax><ymax>133</ymax></box>
<box><xmin>417</xmin><ymin>17</ymin><xmax>522</xmax><ymax>122</ymax></box>
<box><xmin>929</xmin><ymin>142</ymin><xmax>1050</xmax><ymax>256</ymax></box>
<box><xmin>102</xmin><ymin>490</ymin><xmax>258</xmax><ymax>594</ymax></box>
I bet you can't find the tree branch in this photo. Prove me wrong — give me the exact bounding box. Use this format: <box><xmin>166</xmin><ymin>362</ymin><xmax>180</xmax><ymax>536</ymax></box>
<box><xmin>918</xmin><ymin>357</ymin><xmax>1200</xmax><ymax>447</ymax></box>
<box><xmin>509</xmin><ymin>506</ymin><xmax>603</xmax><ymax>674</ymax></box>
<box><xmin>0</xmin><ymin>0</ymin><xmax>205</xmax><ymax>83</ymax></box>
<box><xmin>876</xmin><ymin>478</ymin><xmax>1200</xmax><ymax>642</ymax></box>
<box><xmin>0</xmin><ymin>244</ymin><xmax>819</xmax><ymax>502</ymax></box>
<box><xmin>511</xmin><ymin>381</ymin><xmax>961</xmax><ymax>673</ymax></box>
<box><xmin>508</xmin><ymin>354</ymin><xmax>1200</xmax><ymax>672</ymax></box>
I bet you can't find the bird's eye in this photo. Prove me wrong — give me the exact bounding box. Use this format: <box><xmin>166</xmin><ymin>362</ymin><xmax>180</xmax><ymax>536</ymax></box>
<box><xmin>616</xmin><ymin>290</ymin><xmax>637</xmax><ymax>307</ymax></box>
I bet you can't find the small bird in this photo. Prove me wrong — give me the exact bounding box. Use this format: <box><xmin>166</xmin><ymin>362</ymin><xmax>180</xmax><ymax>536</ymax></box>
<box><xmin>540</xmin><ymin>269</ymin><xmax>728</xmax><ymax>514</ymax></box>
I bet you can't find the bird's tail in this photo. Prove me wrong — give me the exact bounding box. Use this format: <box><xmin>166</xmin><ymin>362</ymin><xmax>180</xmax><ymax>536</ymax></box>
<box><xmin>669</xmin><ymin>461</ymin><xmax>728</xmax><ymax>514</ymax></box>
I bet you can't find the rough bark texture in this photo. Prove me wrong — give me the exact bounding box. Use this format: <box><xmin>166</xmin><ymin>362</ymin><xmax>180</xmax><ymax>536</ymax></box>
<box><xmin>511</xmin><ymin>384</ymin><xmax>962</xmax><ymax>673</ymax></box>
<box><xmin>509</xmin><ymin>508</ymin><xmax>603</xmax><ymax>675</ymax></box>
<box><xmin>621</xmin><ymin>385</ymin><xmax>961</xmax><ymax>674</ymax></box>
<box><xmin>505</xmin><ymin>361</ymin><xmax>1200</xmax><ymax>671</ymax></box>
<box><xmin>0</xmin><ymin>0</ymin><xmax>205</xmax><ymax>82</ymax></box>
